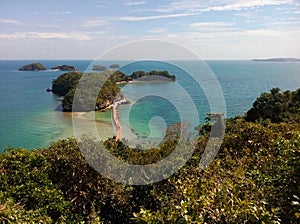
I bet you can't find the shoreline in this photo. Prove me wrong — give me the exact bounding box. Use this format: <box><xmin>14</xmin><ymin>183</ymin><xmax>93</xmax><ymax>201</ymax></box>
<box><xmin>116</xmin><ymin>79</ymin><xmax>174</xmax><ymax>85</ymax></box>
<box><xmin>112</xmin><ymin>98</ymin><xmax>129</xmax><ymax>141</ymax></box>
<box><xmin>64</xmin><ymin>98</ymin><xmax>129</xmax><ymax>142</ymax></box>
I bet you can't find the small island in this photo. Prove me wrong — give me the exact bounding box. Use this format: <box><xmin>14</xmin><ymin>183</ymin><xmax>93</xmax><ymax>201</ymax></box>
<box><xmin>18</xmin><ymin>62</ymin><xmax>46</xmax><ymax>71</ymax></box>
<box><xmin>92</xmin><ymin>65</ymin><xmax>108</xmax><ymax>71</ymax></box>
<box><xmin>109</xmin><ymin>64</ymin><xmax>121</xmax><ymax>69</ymax></box>
<box><xmin>51</xmin><ymin>70</ymin><xmax>176</xmax><ymax>112</ymax></box>
<box><xmin>51</xmin><ymin>71</ymin><xmax>126</xmax><ymax>112</ymax></box>
<box><xmin>51</xmin><ymin>65</ymin><xmax>77</xmax><ymax>71</ymax></box>
<box><xmin>110</xmin><ymin>70</ymin><xmax>176</xmax><ymax>83</ymax></box>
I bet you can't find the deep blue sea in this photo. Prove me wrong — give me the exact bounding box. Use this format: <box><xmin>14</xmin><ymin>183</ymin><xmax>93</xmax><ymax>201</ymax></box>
<box><xmin>0</xmin><ymin>60</ymin><xmax>299</xmax><ymax>151</ymax></box>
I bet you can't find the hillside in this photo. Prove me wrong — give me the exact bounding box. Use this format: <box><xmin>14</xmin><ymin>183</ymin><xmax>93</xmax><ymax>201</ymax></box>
<box><xmin>0</xmin><ymin>88</ymin><xmax>299</xmax><ymax>223</ymax></box>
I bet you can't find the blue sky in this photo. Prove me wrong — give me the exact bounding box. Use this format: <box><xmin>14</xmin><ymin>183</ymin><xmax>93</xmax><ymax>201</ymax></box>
<box><xmin>0</xmin><ymin>0</ymin><xmax>299</xmax><ymax>59</ymax></box>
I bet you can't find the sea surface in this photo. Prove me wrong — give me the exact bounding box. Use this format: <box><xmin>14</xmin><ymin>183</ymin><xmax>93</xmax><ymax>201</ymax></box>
<box><xmin>0</xmin><ymin>60</ymin><xmax>299</xmax><ymax>151</ymax></box>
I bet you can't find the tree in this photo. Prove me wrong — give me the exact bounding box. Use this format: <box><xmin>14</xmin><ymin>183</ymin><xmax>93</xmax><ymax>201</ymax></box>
<box><xmin>245</xmin><ymin>87</ymin><xmax>300</xmax><ymax>123</ymax></box>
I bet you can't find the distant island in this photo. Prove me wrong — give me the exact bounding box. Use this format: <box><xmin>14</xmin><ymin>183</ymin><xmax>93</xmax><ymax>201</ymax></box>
<box><xmin>19</xmin><ymin>63</ymin><xmax>77</xmax><ymax>71</ymax></box>
<box><xmin>92</xmin><ymin>65</ymin><xmax>108</xmax><ymax>71</ymax></box>
<box><xmin>92</xmin><ymin>64</ymin><xmax>121</xmax><ymax>71</ymax></box>
<box><xmin>251</xmin><ymin>57</ymin><xmax>300</xmax><ymax>62</ymax></box>
<box><xmin>18</xmin><ymin>62</ymin><xmax>46</xmax><ymax>71</ymax></box>
<box><xmin>109</xmin><ymin>64</ymin><xmax>120</xmax><ymax>69</ymax></box>
<box><xmin>51</xmin><ymin>65</ymin><xmax>76</xmax><ymax>71</ymax></box>
<box><xmin>110</xmin><ymin>70</ymin><xmax>176</xmax><ymax>83</ymax></box>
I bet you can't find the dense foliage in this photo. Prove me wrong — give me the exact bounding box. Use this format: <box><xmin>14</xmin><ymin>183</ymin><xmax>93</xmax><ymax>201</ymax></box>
<box><xmin>246</xmin><ymin>87</ymin><xmax>300</xmax><ymax>123</ymax></box>
<box><xmin>52</xmin><ymin>72</ymin><xmax>83</xmax><ymax>96</ymax></box>
<box><xmin>52</xmin><ymin>72</ymin><xmax>121</xmax><ymax>111</ymax></box>
<box><xmin>109</xmin><ymin>70</ymin><xmax>176</xmax><ymax>83</ymax></box>
<box><xmin>1</xmin><ymin>88</ymin><xmax>299</xmax><ymax>223</ymax></box>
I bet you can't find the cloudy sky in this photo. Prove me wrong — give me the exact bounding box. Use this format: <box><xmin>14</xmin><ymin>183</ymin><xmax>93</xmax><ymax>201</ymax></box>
<box><xmin>0</xmin><ymin>0</ymin><xmax>299</xmax><ymax>59</ymax></box>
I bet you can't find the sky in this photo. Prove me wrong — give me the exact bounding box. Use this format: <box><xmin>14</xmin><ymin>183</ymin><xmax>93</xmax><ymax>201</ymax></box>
<box><xmin>0</xmin><ymin>0</ymin><xmax>299</xmax><ymax>59</ymax></box>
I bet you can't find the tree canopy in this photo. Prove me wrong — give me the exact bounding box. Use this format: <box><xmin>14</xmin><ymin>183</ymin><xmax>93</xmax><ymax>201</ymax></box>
<box><xmin>52</xmin><ymin>72</ymin><xmax>121</xmax><ymax>112</ymax></box>
<box><xmin>245</xmin><ymin>87</ymin><xmax>300</xmax><ymax>123</ymax></box>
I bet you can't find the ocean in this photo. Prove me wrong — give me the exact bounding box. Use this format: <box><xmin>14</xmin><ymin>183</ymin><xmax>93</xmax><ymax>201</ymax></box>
<box><xmin>0</xmin><ymin>60</ymin><xmax>299</xmax><ymax>151</ymax></box>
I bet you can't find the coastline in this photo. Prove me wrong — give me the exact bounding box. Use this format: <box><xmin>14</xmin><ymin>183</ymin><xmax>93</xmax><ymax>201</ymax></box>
<box><xmin>112</xmin><ymin>98</ymin><xmax>129</xmax><ymax>141</ymax></box>
<box><xmin>116</xmin><ymin>79</ymin><xmax>174</xmax><ymax>85</ymax></box>
<box><xmin>63</xmin><ymin>111</ymin><xmax>115</xmax><ymax>141</ymax></box>
<box><xmin>62</xmin><ymin>98</ymin><xmax>130</xmax><ymax>142</ymax></box>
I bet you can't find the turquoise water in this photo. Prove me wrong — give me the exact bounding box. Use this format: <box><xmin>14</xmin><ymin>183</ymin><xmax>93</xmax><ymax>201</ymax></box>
<box><xmin>0</xmin><ymin>60</ymin><xmax>299</xmax><ymax>151</ymax></box>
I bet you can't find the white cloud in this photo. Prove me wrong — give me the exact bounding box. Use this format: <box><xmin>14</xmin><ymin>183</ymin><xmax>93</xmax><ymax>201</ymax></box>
<box><xmin>204</xmin><ymin>0</ymin><xmax>294</xmax><ymax>12</ymax></box>
<box><xmin>189</xmin><ymin>22</ymin><xmax>236</xmax><ymax>32</ymax></box>
<box><xmin>53</xmin><ymin>11</ymin><xmax>72</xmax><ymax>15</ymax></box>
<box><xmin>142</xmin><ymin>28</ymin><xmax>300</xmax><ymax>59</ymax></box>
<box><xmin>156</xmin><ymin>0</ymin><xmax>295</xmax><ymax>13</ymax></box>
<box><xmin>120</xmin><ymin>13</ymin><xmax>195</xmax><ymax>21</ymax></box>
<box><xmin>0</xmin><ymin>19</ymin><xmax>23</xmax><ymax>25</ymax></box>
<box><xmin>123</xmin><ymin>1</ymin><xmax>146</xmax><ymax>6</ymax></box>
<box><xmin>148</xmin><ymin>28</ymin><xmax>167</xmax><ymax>33</ymax></box>
<box><xmin>81</xmin><ymin>18</ymin><xmax>109</xmax><ymax>27</ymax></box>
<box><xmin>0</xmin><ymin>32</ymin><xmax>91</xmax><ymax>41</ymax></box>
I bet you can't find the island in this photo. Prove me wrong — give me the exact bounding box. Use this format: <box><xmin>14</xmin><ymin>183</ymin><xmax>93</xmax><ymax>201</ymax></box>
<box><xmin>51</xmin><ymin>70</ymin><xmax>176</xmax><ymax>112</ymax></box>
<box><xmin>251</xmin><ymin>57</ymin><xmax>300</xmax><ymax>62</ymax></box>
<box><xmin>92</xmin><ymin>65</ymin><xmax>108</xmax><ymax>71</ymax></box>
<box><xmin>51</xmin><ymin>64</ymin><xmax>77</xmax><ymax>71</ymax></box>
<box><xmin>52</xmin><ymin>69</ymin><xmax>176</xmax><ymax>140</ymax></box>
<box><xmin>109</xmin><ymin>64</ymin><xmax>121</xmax><ymax>69</ymax></box>
<box><xmin>110</xmin><ymin>70</ymin><xmax>176</xmax><ymax>83</ymax></box>
<box><xmin>51</xmin><ymin>71</ymin><xmax>127</xmax><ymax>112</ymax></box>
<box><xmin>18</xmin><ymin>62</ymin><xmax>46</xmax><ymax>71</ymax></box>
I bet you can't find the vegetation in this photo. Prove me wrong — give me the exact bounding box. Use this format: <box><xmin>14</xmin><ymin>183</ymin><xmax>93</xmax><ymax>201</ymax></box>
<box><xmin>109</xmin><ymin>64</ymin><xmax>121</xmax><ymax>69</ymax></box>
<box><xmin>18</xmin><ymin>62</ymin><xmax>46</xmax><ymax>71</ymax></box>
<box><xmin>92</xmin><ymin>65</ymin><xmax>108</xmax><ymax>71</ymax></box>
<box><xmin>52</xmin><ymin>72</ymin><xmax>122</xmax><ymax>111</ymax></box>
<box><xmin>109</xmin><ymin>70</ymin><xmax>176</xmax><ymax>83</ymax></box>
<box><xmin>52</xmin><ymin>70</ymin><xmax>175</xmax><ymax>112</ymax></box>
<box><xmin>130</xmin><ymin>70</ymin><xmax>176</xmax><ymax>81</ymax></box>
<box><xmin>245</xmin><ymin>87</ymin><xmax>300</xmax><ymax>123</ymax></box>
<box><xmin>1</xmin><ymin>88</ymin><xmax>299</xmax><ymax>223</ymax></box>
<box><xmin>109</xmin><ymin>70</ymin><xmax>133</xmax><ymax>83</ymax></box>
<box><xmin>52</xmin><ymin>72</ymin><xmax>83</xmax><ymax>97</ymax></box>
<box><xmin>51</xmin><ymin>65</ymin><xmax>76</xmax><ymax>71</ymax></box>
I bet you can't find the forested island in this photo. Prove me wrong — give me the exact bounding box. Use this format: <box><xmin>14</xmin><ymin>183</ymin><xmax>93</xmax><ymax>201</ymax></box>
<box><xmin>18</xmin><ymin>63</ymin><xmax>77</xmax><ymax>71</ymax></box>
<box><xmin>92</xmin><ymin>64</ymin><xmax>121</xmax><ymax>71</ymax></box>
<box><xmin>110</xmin><ymin>70</ymin><xmax>176</xmax><ymax>83</ymax></box>
<box><xmin>51</xmin><ymin>71</ymin><xmax>122</xmax><ymax>112</ymax></box>
<box><xmin>92</xmin><ymin>65</ymin><xmax>108</xmax><ymax>71</ymax></box>
<box><xmin>0</xmin><ymin>87</ymin><xmax>299</xmax><ymax>223</ymax></box>
<box><xmin>51</xmin><ymin>70</ymin><xmax>176</xmax><ymax>111</ymax></box>
<box><xmin>51</xmin><ymin>65</ymin><xmax>77</xmax><ymax>71</ymax></box>
<box><xmin>18</xmin><ymin>62</ymin><xmax>46</xmax><ymax>71</ymax></box>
